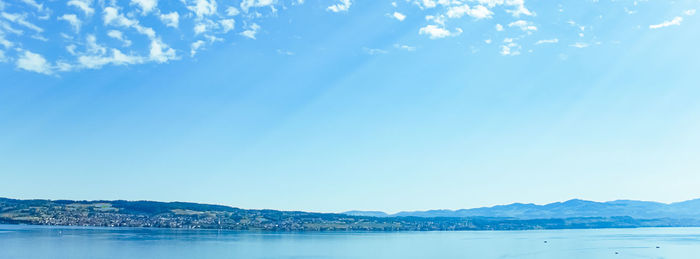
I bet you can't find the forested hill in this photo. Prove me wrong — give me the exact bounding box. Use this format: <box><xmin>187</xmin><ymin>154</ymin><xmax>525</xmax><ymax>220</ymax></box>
<box><xmin>1</xmin><ymin>198</ymin><xmax>699</xmax><ymax>231</ymax></box>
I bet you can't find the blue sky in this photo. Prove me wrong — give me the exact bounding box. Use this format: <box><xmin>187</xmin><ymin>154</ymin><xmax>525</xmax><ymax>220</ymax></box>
<box><xmin>1</xmin><ymin>0</ymin><xmax>700</xmax><ymax>213</ymax></box>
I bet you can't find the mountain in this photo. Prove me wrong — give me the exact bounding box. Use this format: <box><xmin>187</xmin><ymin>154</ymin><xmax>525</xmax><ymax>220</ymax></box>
<box><xmin>347</xmin><ymin>198</ymin><xmax>700</xmax><ymax>219</ymax></box>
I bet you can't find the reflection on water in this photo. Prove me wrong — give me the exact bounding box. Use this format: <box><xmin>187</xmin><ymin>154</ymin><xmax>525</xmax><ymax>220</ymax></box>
<box><xmin>1</xmin><ymin>224</ymin><xmax>699</xmax><ymax>258</ymax></box>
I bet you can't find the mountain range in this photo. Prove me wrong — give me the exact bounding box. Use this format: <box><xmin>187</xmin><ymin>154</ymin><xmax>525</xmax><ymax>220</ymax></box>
<box><xmin>344</xmin><ymin>198</ymin><xmax>700</xmax><ymax>219</ymax></box>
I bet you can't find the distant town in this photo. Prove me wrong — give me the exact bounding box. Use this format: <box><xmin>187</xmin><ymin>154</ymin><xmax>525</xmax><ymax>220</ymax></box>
<box><xmin>1</xmin><ymin>197</ymin><xmax>699</xmax><ymax>231</ymax></box>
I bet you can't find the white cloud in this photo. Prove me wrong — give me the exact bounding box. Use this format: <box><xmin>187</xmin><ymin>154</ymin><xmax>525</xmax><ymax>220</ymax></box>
<box><xmin>136</xmin><ymin>26</ymin><xmax>156</xmax><ymax>38</ymax></box>
<box><xmin>241</xmin><ymin>0</ymin><xmax>274</xmax><ymax>13</ymax></box>
<box><xmin>535</xmin><ymin>38</ymin><xmax>558</xmax><ymax>44</ymax></box>
<box><xmin>1</xmin><ymin>20</ymin><xmax>23</xmax><ymax>35</ymax></box>
<box><xmin>419</xmin><ymin>25</ymin><xmax>462</xmax><ymax>39</ymax></box>
<box><xmin>1</xmin><ymin>12</ymin><xmax>43</xmax><ymax>33</ymax></box>
<box><xmin>194</xmin><ymin>23</ymin><xmax>207</xmax><ymax>34</ymax></box>
<box><xmin>392</xmin><ymin>12</ymin><xmax>406</xmax><ymax>21</ymax></box>
<box><xmin>103</xmin><ymin>7</ymin><xmax>156</xmax><ymax>39</ymax></box>
<box><xmin>67</xmin><ymin>0</ymin><xmax>94</xmax><ymax>16</ymax></box>
<box><xmin>149</xmin><ymin>38</ymin><xmax>177</xmax><ymax>63</ymax></box>
<box><xmin>508</xmin><ymin>20</ymin><xmax>537</xmax><ymax>31</ymax></box>
<box><xmin>86</xmin><ymin>34</ymin><xmax>106</xmax><ymax>55</ymax></box>
<box><xmin>468</xmin><ymin>5</ymin><xmax>493</xmax><ymax>19</ymax></box>
<box><xmin>159</xmin><ymin>12</ymin><xmax>179</xmax><ymax>28</ymax></box>
<box><xmin>446</xmin><ymin>5</ymin><xmax>469</xmax><ymax>18</ymax></box>
<box><xmin>186</xmin><ymin>0</ymin><xmax>217</xmax><ymax>17</ymax></box>
<box><xmin>16</xmin><ymin>50</ymin><xmax>52</xmax><ymax>74</ymax></box>
<box><xmin>19</xmin><ymin>0</ymin><xmax>43</xmax><ymax>12</ymax></box>
<box><xmin>500</xmin><ymin>38</ymin><xmax>521</xmax><ymax>55</ymax></box>
<box><xmin>570</xmin><ymin>42</ymin><xmax>589</xmax><ymax>48</ymax></box>
<box><xmin>495</xmin><ymin>23</ymin><xmax>503</xmax><ymax>31</ymax></box>
<box><xmin>649</xmin><ymin>16</ymin><xmax>682</xmax><ymax>29</ymax></box>
<box><xmin>0</xmin><ymin>32</ymin><xmax>12</xmax><ymax>48</ymax></box>
<box><xmin>446</xmin><ymin>4</ymin><xmax>492</xmax><ymax>19</ymax></box>
<box><xmin>327</xmin><ymin>0</ymin><xmax>351</xmax><ymax>13</ymax></box>
<box><xmin>420</xmin><ymin>0</ymin><xmax>437</xmax><ymax>9</ymax></box>
<box><xmin>107</xmin><ymin>30</ymin><xmax>131</xmax><ymax>47</ymax></box>
<box><xmin>78</xmin><ymin>49</ymin><xmax>143</xmax><ymax>69</ymax></box>
<box><xmin>464</xmin><ymin>0</ymin><xmax>533</xmax><ymax>17</ymax></box>
<box><xmin>204</xmin><ymin>34</ymin><xmax>222</xmax><ymax>43</ymax></box>
<box><xmin>190</xmin><ymin>40</ymin><xmax>205</xmax><ymax>57</ymax></box>
<box><xmin>500</xmin><ymin>41</ymin><xmax>520</xmax><ymax>56</ymax></box>
<box><xmin>131</xmin><ymin>0</ymin><xmax>158</xmax><ymax>14</ymax></box>
<box><xmin>66</xmin><ymin>44</ymin><xmax>77</xmax><ymax>55</ymax></box>
<box><xmin>0</xmin><ymin>49</ymin><xmax>6</xmax><ymax>62</ymax></box>
<box><xmin>103</xmin><ymin>7</ymin><xmax>137</xmax><ymax>27</ymax></box>
<box><xmin>220</xmin><ymin>19</ymin><xmax>235</xmax><ymax>33</ymax></box>
<box><xmin>59</xmin><ymin>14</ymin><xmax>81</xmax><ymax>32</ymax></box>
<box><xmin>226</xmin><ymin>6</ymin><xmax>240</xmax><ymax>16</ymax></box>
<box><xmin>55</xmin><ymin>61</ymin><xmax>74</xmax><ymax>72</ymax></box>
<box><xmin>500</xmin><ymin>45</ymin><xmax>512</xmax><ymax>55</ymax></box>
<box><xmin>505</xmin><ymin>0</ymin><xmax>533</xmax><ymax>17</ymax></box>
<box><xmin>684</xmin><ymin>9</ymin><xmax>696</xmax><ymax>16</ymax></box>
<box><xmin>31</xmin><ymin>34</ymin><xmax>48</xmax><ymax>41</ymax></box>
<box><xmin>240</xmin><ymin>23</ymin><xmax>260</xmax><ymax>39</ymax></box>
<box><xmin>99</xmin><ymin>9</ymin><xmax>176</xmax><ymax>65</ymax></box>
<box><xmin>425</xmin><ymin>15</ymin><xmax>446</xmax><ymax>26</ymax></box>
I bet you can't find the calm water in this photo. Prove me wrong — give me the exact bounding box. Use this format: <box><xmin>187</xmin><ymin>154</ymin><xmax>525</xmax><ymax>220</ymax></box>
<box><xmin>2</xmin><ymin>225</ymin><xmax>700</xmax><ymax>258</ymax></box>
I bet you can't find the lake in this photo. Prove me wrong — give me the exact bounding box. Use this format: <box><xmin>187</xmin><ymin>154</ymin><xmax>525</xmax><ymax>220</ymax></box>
<box><xmin>1</xmin><ymin>224</ymin><xmax>699</xmax><ymax>258</ymax></box>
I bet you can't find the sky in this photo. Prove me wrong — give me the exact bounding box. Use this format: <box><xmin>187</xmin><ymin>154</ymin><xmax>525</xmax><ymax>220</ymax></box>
<box><xmin>1</xmin><ymin>0</ymin><xmax>700</xmax><ymax>213</ymax></box>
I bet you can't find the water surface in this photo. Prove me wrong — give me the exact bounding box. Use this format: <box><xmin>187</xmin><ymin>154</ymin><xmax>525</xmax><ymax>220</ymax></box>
<box><xmin>2</xmin><ymin>224</ymin><xmax>699</xmax><ymax>258</ymax></box>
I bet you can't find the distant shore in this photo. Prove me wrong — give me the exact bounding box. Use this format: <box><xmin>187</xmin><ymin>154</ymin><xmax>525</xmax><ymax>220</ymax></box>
<box><xmin>3</xmin><ymin>197</ymin><xmax>700</xmax><ymax>231</ymax></box>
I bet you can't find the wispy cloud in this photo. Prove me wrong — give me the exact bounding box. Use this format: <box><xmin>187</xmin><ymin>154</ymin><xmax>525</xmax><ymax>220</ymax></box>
<box><xmin>394</xmin><ymin>44</ymin><xmax>416</xmax><ymax>51</ymax></box>
<box><xmin>2</xmin><ymin>12</ymin><xmax>44</xmax><ymax>33</ymax></box>
<box><xmin>67</xmin><ymin>0</ymin><xmax>94</xmax><ymax>16</ymax></box>
<box><xmin>363</xmin><ymin>47</ymin><xmax>387</xmax><ymax>55</ymax></box>
<box><xmin>536</xmin><ymin>39</ymin><xmax>558</xmax><ymax>45</ymax></box>
<box><xmin>59</xmin><ymin>14</ymin><xmax>81</xmax><ymax>32</ymax></box>
<box><xmin>570</xmin><ymin>42</ymin><xmax>589</xmax><ymax>48</ymax></box>
<box><xmin>240</xmin><ymin>23</ymin><xmax>260</xmax><ymax>39</ymax></box>
<box><xmin>508</xmin><ymin>20</ymin><xmax>537</xmax><ymax>32</ymax></box>
<box><xmin>649</xmin><ymin>17</ymin><xmax>682</xmax><ymax>29</ymax></box>
<box><xmin>107</xmin><ymin>30</ymin><xmax>131</xmax><ymax>47</ymax></box>
<box><xmin>327</xmin><ymin>0</ymin><xmax>351</xmax><ymax>13</ymax></box>
<box><xmin>276</xmin><ymin>49</ymin><xmax>294</xmax><ymax>56</ymax></box>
